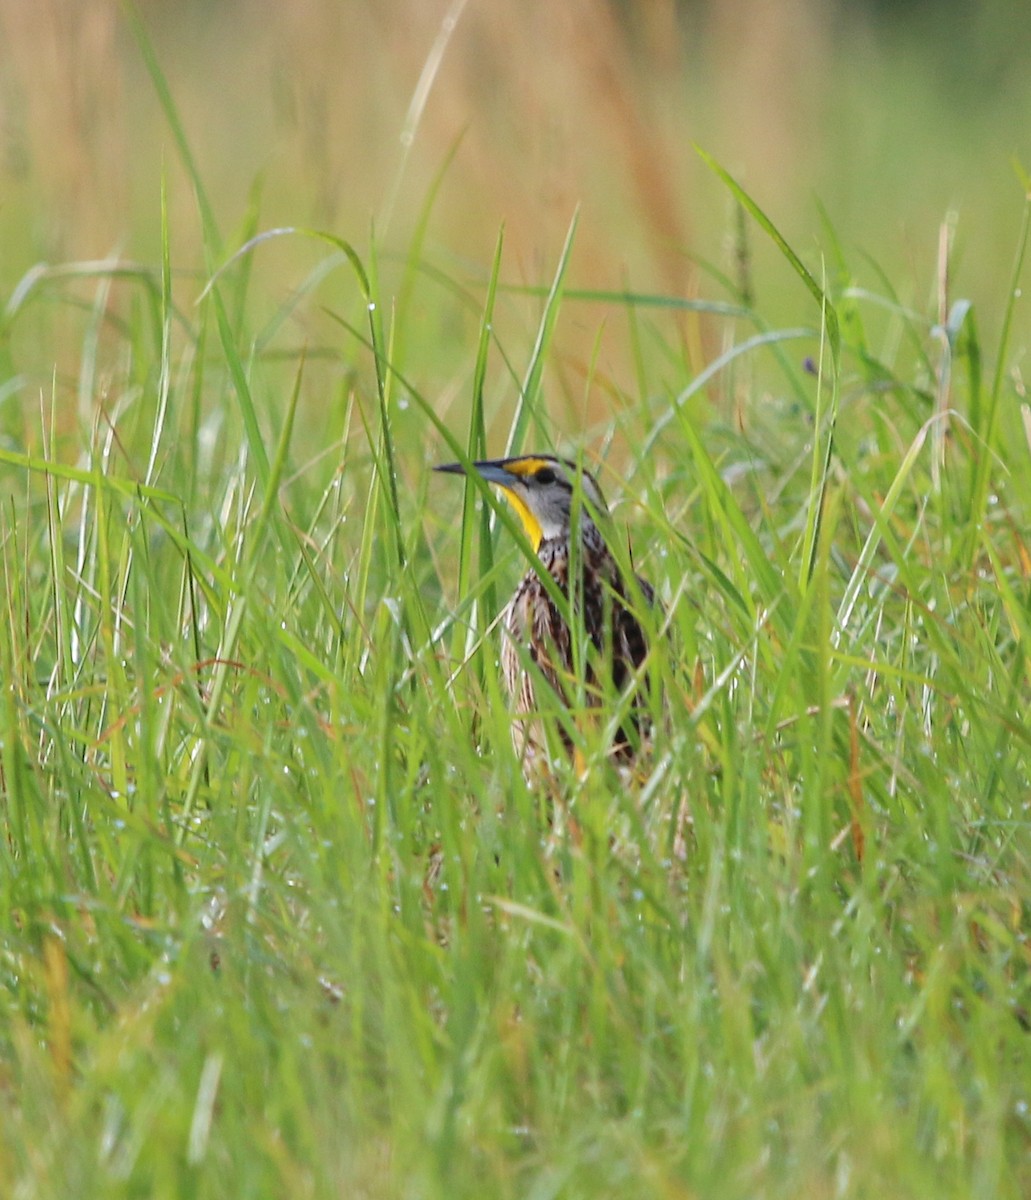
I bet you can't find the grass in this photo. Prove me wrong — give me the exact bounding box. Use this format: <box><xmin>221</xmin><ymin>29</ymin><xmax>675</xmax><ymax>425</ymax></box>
<box><xmin>2</xmin><ymin>20</ymin><xmax>1031</xmax><ymax>1200</ymax></box>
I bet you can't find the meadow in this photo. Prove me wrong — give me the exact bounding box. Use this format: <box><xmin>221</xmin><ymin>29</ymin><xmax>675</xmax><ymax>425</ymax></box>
<box><xmin>1</xmin><ymin>3</ymin><xmax>1030</xmax><ymax>1197</ymax></box>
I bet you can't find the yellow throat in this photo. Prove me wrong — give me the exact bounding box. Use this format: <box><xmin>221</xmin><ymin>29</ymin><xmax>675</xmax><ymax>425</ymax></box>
<box><xmin>496</xmin><ymin>485</ymin><xmax>543</xmax><ymax>551</ymax></box>
<box><xmin>493</xmin><ymin>456</ymin><xmax>558</xmax><ymax>550</ymax></box>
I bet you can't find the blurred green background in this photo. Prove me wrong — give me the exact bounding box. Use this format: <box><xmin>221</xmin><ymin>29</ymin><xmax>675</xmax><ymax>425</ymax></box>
<box><xmin>1</xmin><ymin>8</ymin><xmax>1030</xmax><ymax>1197</ymax></box>
<box><xmin>1</xmin><ymin>0</ymin><xmax>1029</xmax><ymax>426</ymax></box>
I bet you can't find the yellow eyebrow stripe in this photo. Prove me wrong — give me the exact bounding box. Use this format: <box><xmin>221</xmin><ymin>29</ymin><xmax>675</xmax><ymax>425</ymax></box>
<box><xmin>503</xmin><ymin>457</ymin><xmax>553</xmax><ymax>477</ymax></box>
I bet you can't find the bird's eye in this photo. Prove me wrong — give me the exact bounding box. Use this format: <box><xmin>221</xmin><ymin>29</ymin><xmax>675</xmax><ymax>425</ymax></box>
<box><xmin>535</xmin><ymin>466</ymin><xmax>556</xmax><ymax>485</ymax></box>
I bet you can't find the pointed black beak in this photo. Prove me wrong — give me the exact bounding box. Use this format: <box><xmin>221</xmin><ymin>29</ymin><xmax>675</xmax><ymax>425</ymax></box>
<box><xmin>434</xmin><ymin>460</ymin><xmax>522</xmax><ymax>490</ymax></box>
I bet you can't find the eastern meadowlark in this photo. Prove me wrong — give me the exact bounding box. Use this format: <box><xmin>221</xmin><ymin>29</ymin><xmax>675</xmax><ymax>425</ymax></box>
<box><xmin>435</xmin><ymin>454</ymin><xmax>655</xmax><ymax>774</ymax></box>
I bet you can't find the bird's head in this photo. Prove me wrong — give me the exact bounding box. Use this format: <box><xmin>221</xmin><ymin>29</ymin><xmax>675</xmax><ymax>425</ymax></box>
<box><xmin>434</xmin><ymin>454</ymin><xmax>609</xmax><ymax>551</ymax></box>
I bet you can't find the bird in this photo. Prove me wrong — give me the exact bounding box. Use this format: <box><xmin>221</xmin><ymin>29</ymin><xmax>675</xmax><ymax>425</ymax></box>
<box><xmin>435</xmin><ymin>453</ymin><xmax>655</xmax><ymax>775</ymax></box>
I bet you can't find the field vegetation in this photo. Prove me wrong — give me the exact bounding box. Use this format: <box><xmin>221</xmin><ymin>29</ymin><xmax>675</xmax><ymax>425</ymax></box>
<box><xmin>1</xmin><ymin>2</ymin><xmax>1030</xmax><ymax>1196</ymax></box>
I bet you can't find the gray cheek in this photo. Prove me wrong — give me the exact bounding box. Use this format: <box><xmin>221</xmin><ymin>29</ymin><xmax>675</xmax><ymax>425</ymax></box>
<box><xmin>550</xmin><ymin>503</ymin><xmax>574</xmax><ymax>539</ymax></box>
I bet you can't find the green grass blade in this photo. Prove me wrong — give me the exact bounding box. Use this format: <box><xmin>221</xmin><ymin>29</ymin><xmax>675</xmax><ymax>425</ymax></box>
<box><xmin>697</xmin><ymin>146</ymin><xmax>841</xmax><ymax>365</ymax></box>
<box><xmin>504</xmin><ymin>208</ymin><xmax>580</xmax><ymax>456</ymax></box>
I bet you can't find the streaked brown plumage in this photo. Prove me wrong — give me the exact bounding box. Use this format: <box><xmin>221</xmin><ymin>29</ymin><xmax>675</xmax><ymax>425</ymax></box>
<box><xmin>435</xmin><ymin>453</ymin><xmax>655</xmax><ymax>773</ymax></box>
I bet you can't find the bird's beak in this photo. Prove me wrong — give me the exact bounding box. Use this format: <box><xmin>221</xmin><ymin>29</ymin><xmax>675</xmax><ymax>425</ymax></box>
<box><xmin>434</xmin><ymin>459</ymin><xmax>542</xmax><ymax>548</ymax></box>
<box><xmin>433</xmin><ymin>460</ymin><xmax>523</xmax><ymax>491</ymax></box>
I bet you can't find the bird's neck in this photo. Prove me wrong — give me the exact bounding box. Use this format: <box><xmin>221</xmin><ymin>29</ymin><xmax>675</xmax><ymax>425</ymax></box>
<box><xmin>539</xmin><ymin>516</ymin><xmax>605</xmax><ymax>554</ymax></box>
